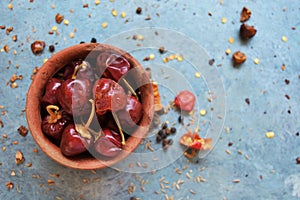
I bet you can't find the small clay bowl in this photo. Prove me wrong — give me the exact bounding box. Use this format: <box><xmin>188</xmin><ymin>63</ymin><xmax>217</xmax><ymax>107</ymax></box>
<box><xmin>26</xmin><ymin>43</ymin><xmax>154</xmax><ymax>170</ymax></box>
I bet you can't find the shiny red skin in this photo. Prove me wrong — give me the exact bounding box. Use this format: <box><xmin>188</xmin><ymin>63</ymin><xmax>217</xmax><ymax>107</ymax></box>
<box><xmin>96</xmin><ymin>53</ymin><xmax>130</xmax><ymax>81</ymax></box>
<box><xmin>64</xmin><ymin>60</ymin><xmax>95</xmax><ymax>81</ymax></box>
<box><xmin>118</xmin><ymin>96</ymin><xmax>143</xmax><ymax>128</ymax></box>
<box><xmin>174</xmin><ymin>90</ymin><xmax>196</xmax><ymax>112</ymax></box>
<box><xmin>93</xmin><ymin>129</ymin><xmax>122</xmax><ymax>157</ymax></box>
<box><xmin>93</xmin><ymin>78</ymin><xmax>127</xmax><ymax>116</ymax></box>
<box><xmin>41</xmin><ymin>78</ymin><xmax>62</xmax><ymax>106</ymax></box>
<box><xmin>57</xmin><ymin>78</ymin><xmax>92</xmax><ymax>116</ymax></box>
<box><xmin>60</xmin><ymin>124</ymin><xmax>92</xmax><ymax>156</ymax></box>
<box><xmin>41</xmin><ymin>112</ymin><xmax>71</xmax><ymax>141</ymax></box>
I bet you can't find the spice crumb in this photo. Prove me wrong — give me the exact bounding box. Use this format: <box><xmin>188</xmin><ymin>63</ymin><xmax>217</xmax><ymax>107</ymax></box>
<box><xmin>265</xmin><ymin>131</ymin><xmax>275</xmax><ymax>139</ymax></box>
<box><xmin>8</xmin><ymin>4</ymin><xmax>13</xmax><ymax>10</ymax></box>
<box><xmin>254</xmin><ymin>58</ymin><xmax>260</xmax><ymax>64</ymax></box>
<box><xmin>228</xmin><ymin>37</ymin><xmax>234</xmax><ymax>44</ymax></box>
<box><xmin>225</xmin><ymin>49</ymin><xmax>231</xmax><ymax>55</ymax></box>
<box><xmin>281</xmin><ymin>36</ymin><xmax>287</xmax><ymax>42</ymax></box>
<box><xmin>95</xmin><ymin>0</ymin><xmax>100</xmax><ymax>5</ymax></box>
<box><xmin>17</xmin><ymin>125</ymin><xmax>28</xmax><ymax>137</ymax></box>
<box><xmin>221</xmin><ymin>17</ymin><xmax>227</xmax><ymax>24</ymax></box>
<box><xmin>6</xmin><ymin>182</ymin><xmax>14</xmax><ymax>191</ymax></box>
<box><xmin>136</xmin><ymin>7</ymin><xmax>142</xmax><ymax>14</ymax></box>
<box><xmin>101</xmin><ymin>22</ymin><xmax>107</xmax><ymax>28</ymax></box>
<box><xmin>195</xmin><ymin>72</ymin><xmax>201</xmax><ymax>78</ymax></box>
<box><xmin>15</xmin><ymin>150</ymin><xmax>25</xmax><ymax>165</ymax></box>
<box><xmin>232</xmin><ymin>179</ymin><xmax>240</xmax><ymax>183</ymax></box>
<box><xmin>296</xmin><ymin>157</ymin><xmax>300</xmax><ymax>164</ymax></box>
<box><xmin>121</xmin><ymin>12</ymin><xmax>126</xmax><ymax>18</ymax></box>
<box><xmin>240</xmin><ymin>7</ymin><xmax>252</xmax><ymax>22</ymax></box>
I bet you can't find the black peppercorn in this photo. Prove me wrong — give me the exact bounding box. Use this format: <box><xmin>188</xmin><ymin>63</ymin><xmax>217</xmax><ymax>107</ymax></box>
<box><xmin>49</xmin><ymin>45</ymin><xmax>55</xmax><ymax>53</ymax></box>
<box><xmin>90</xmin><ymin>38</ymin><xmax>97</xmax><ymax>43</ymax></box>
<box><xmin>136</xmin><ymin>7</ymin><xmax>142</xmax><ymax>14</ymax></box>
<box><xmin>170</xmin><ymin>127</ymin><xmax>176</xmax><ymax>134</ymax></box>
<box><xmin>162</xmin><ymin>122</ymin><xmax>168</xmax><ymax>129</ymax></box>
<box><xmin>156</xmin><ymin>135</ymin><xmax>162</xmax><ymax>143</ymax></box>
<box><xmin>178</xmin><ymin>115</ymin><xmax>184</xmax><ymax>124</ymax></box>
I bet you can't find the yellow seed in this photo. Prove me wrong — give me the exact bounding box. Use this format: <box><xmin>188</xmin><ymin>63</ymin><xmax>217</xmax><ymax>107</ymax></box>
<box><xmin>177</xmin><ymin>55</ymin><xmax>184</xmax><ymax>62</ymax></box>
<box><xmin>281</xmin><ymin>36</ymin><xmax>287</xmax><ymax>42</ymax></box>
<box><xmin>254</xmin><ymin>58</ymin><xmax>260</xmax><ymax>64</ymax></box>
<box><xmin>163</xmin><ymin>57</ymin><xmax>169</xmax><ymax>63</ymax></box>
<box><xmin>51</xmin><ymin>4</ymin><xmax>56</xmax><ymax>9</ymax></box>
<box><xmin>101</xmin><ymin>22</ymin><xmax>107</xmax><ymax>28</ymax></box>
<box><xmin>8</xmin><ymin>4</ymin><xmax>13</xmax><ymax>10</ymax></box>
<box><xmin>52</xmin><ymin>26</ymin><xmax>58</xmax><ymax>31</ymax></box>
<box><xmin>112</xmin><ymin>9</ymin><xmax>118</xmax><ymax>17</ymax></box>
<box><xmin>169</xmin><ymin>54</ymin><xmax>175</xmax><ymax>60</ymax></box>
<box><xmin>195</xmin><ymin>72</ymin><xmax>201</xmax><ymax>78</ymax></box>
<box><xmin>221</xmin><ymin>17</ymin><xmax>227</xmax><ymax>24</ymax></box>
<box><xmin>121</xmin><ymin>12</ymin><xmax>126</xmax><ymax>18</ymax></box>
<box><xmin>266</xmin><ymin>131</ymin><xmax>275</xmax><ymax>139</ymax></box>
<box><xmin>63</xmin><ymin>19</ymin><xmax>69</xmax><ymax>25</ymax></box>
<box><xmin>149</xmin><ymin>54</ymin><xmax>155</xmax><ymax>60</ymax></box>
<box><xmin>225</xmin><ymin>48</ymin><xmax>231</xmax><ymax>55</ymax></box>
<box><xmin>228</xmin><ymin>37</ymin><xmax>234</xmax><ymax>44</ymax></box>
<box><xmin>200</xmin><ymin>109</ymin><xmax>207</xmax><ymax>116</ymax></box>
<box><xmin>43</xmin><ymin>58</ymin><xmax>48</xmax><ymax>63</ymax></box>
<box><xmin>69</xmin><ymin>32</ymin><xmax>74</xmax><ymax>38</ymax></box>
<box><xmin>95</xmin><ymin>0</ymin><xmax>101</xmax><ymax>5</ymax></box>
<box><xmin>137</xmin><ymin>34</ymin><xmax>144</xmax><ymax>40</ymax></box>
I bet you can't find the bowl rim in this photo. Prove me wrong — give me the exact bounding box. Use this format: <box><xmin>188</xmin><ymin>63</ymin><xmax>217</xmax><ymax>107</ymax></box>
<box><xmin>26</xmin><ymin>43</ymin><xmax>154</xmax><ymax>170</ymax></box>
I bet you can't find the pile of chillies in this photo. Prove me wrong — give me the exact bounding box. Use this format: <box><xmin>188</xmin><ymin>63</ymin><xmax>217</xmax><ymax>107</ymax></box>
<box><xmin>40</xmin><ymin>51</ymin><xmax>143</xmax><ymax>158</ymax></box>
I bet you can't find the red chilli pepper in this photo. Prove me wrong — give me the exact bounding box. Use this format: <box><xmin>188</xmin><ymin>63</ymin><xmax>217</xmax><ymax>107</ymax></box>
<box><xmin>180</xmin><ymin>132</ymin><xmax>212</xmax><ymax>158</ymax></box>
<box><xmin>174</xmin><ymin>90</ymin><xmax>196</xmax><ymax>112</ymax></box>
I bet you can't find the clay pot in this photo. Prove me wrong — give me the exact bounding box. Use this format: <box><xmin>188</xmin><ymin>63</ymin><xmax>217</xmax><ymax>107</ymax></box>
<box><xmin>26</xmin><ymin>43</ymin><xmax>154</xmax><ymax>169</ymax></box>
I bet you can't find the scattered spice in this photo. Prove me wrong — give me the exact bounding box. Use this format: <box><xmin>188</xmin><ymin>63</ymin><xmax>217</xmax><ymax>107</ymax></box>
<box><xmin>6</xmin><ymin>27</ymin><xmax>13</xmax><ymax>35</ymax></box>
<box><xmin>12</xmin><ymin>35</ymin><xmax>17</xmax><ymax>42</ymax></box>
<box><xmin>232</xmin><ymin>51</ymin><xmax>247</xmax><ymax>65</ymax></box>
<box><xmin>31</xmin><ymin>40</ymin><xmax>45</xmax><ymax>54</ymax></box>
<box><xmin>15</xmin><ymin>150</ymin><xmax>25</xmax><ymax>165</ymax></box>
<box><xmin>240</xmin><ymin>24</ymin><xmax>257</xmax><ymax>40</ymax></box>
<box><xmin>254</xmin><ymin>58</ymin><xmax>260</xmax><ymax>64</ymax></box>
<box><xmin>159</xmin><ymin>46</ymin><xmax>166</xmax><ymax>54</ymax></box>
<box><xmin>90</xmin><ymin>38</ymin><xmax>97</xmax><ymax>43</ymax></box>
<box><xmin>208</xmin><ymin>58</ymin><xmax>215</xmax><ymax>66</ymax></box>
<box><xmin>55</xmin><ymin>13</ymin><xmax>64</xmax><ymax>24</ymax></box>
<box><xmin>63</xmin><ymin>19</ymin><xmax>69</xmax><ymax>25</ymax></box>
<box><xmin>101</xmin><ymin>22</ymin><xmax>107</xmax><ymax>28</ymax></box>
<box><xmin>8</xmin><ymin>3</ymin><xmax>13</xmax><ymax>10</ymax></box>
<box><xmin>221</xmin><ymin>17</ymin><xmax>227</xmax><ymax>24</ymax></box>
<box><xmin>245</xmin><ymin>98</ymin><xmax>250</xmax><ymax>105</ymax></box>
<box><xmin>285</xmin><ymin>94</ymin><xmax>290</xmax><ymax>100</ymax></box>
<box><xmin>49</xmin><ymin>45</ymin><xmax>55</xmax><ymax>53</ymax></box>
<box><xmin>83</xmin><ymin>3</ymin><xmax>89</xmax><ymax>8</ymax></box>
<box><xmin>225</xmin><ymin>48</ymin><xmax>231</xmax><ymax>55</ymax></box>
<box><xmin>296</xmin><ymin>157</ymin><xmax>300</xmax><ymax>164</ymax></box>
<box><xmin>121</xmin><ymin>12</ymin><xmax>126</xmax><ymax>18</ymax></box>
<box><xmin>136</xmin><ymin>7</ymin><xmax>142</xmax><ymax>14</ymax></box>
<box><xmin>17</xmin><ymin>125</ymin><xmax>28</xmax><ymax>137</ymax></box>
<box><xmin>3</xmin><ymin>45</ymin><xmax>9</xmax><ymax>53</ymax></box>
<box><xmin>265</xmin><ymin>131</ymin><xmax>275</xmax><ymax>139</ymax></box>
<box><xmin>281</xmin><ymin>64</ymin><xmax>286</xmax><ymax>71</ymax></box>
<box><xmin>281</xmin><ymin>36</ymin><xmax>287</xmax><ymax>42</ymax></box>
<box><xmin>0</xmin><ymin>25</ymin><xmax>6</xmax><ymax>29</ymax></box>
<box><xmin>6</xmin><ymin>182</ymin><xmax>14</xmax><ymax>191</ymax></box>
<box><xmin>284</xmin><ymin>79</ymin><xmax>290</xmax><ymax>85</ymax></box>
<box><xmin>232</xmin><ymin>179</ymin><xmax>240</xmax><ymax>183</ymax></box>
<box><xmin>240</xmin><ymin>7</ymin><xmax>252</xmax><ymax>22</ymax></box>
<box><xmin>228</xmin><ymin>37</ymin><xmax>234</xmax><ymax>44</ymax></box>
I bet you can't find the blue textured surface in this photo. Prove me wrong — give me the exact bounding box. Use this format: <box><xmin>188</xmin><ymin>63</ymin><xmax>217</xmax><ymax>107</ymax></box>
<box><xmin>0</xmin><ymin>0</ymin><xmax>300</xmax><ymax>200</ymax></box>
